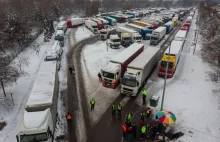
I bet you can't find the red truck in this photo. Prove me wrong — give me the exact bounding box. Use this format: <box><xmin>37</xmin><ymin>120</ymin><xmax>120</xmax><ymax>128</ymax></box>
<box><xmin>91</xmin><ymin>18</ymin><xmax>104</xmax><ymax>30</ymax></box>
<box><xmin>101</xmin><ymin>43</ymin><xmax>144</xmax><ymax>89</ymax></box>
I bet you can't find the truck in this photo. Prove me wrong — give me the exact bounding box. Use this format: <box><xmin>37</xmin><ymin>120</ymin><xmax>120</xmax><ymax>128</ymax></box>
<box><xmin>91</xmin><ymin>18</ymin><xmax>104</xmax><ymax>30</ymax></box>
<box><xmin>85</xmin><ymin>20</ymin><xmax>98</xmax><ymax>34</ymax></box>
<box><xmin>121</xmin><ymin>47</ymin><xmax>160</xmax><ymax>96</ymax></box>
<box><xmin>164</xmin><ymin>21</ymin><xmax>174</xmax><ymax>34</ymax></box>
<box><xmin>56</xmin><ymin>21</ymin><xmax>67</xmax><ymax>32</ymax></box>
<box><xmin>45</xmin><ymin>41</ymin><xmax>63</xmax><ymax>61</ymax></box>
<box><xmin>116</xmin><ymin>26</ymin><xmax>142</xmax><ymax>45</ymax></box>
<box><xmin>101</xmin><ymin>43</ymin><xmax>144</xmax><ymax>89</ymax></box>
<box><xmin>158</xmin><ymin>40</ymin><xmax>184</xmax><ymax>78</ymax></box>
<box><xmin>109</xmin><ymin>15</ymin><xmax>126</xmax><ymax>23</ymax></box>
<box><xmin>138</xmin><ymin>20</ymin><xmax>158</xmax><ymax>30</ymax></box>
<box><xmin>131</xmin><ymin>21</ymin><xmax>150</xmax><ymax>29</ymax></box>
<box><xmin>104</xmin><ymin>17</ymin><xmax>117</xmax><ymax>26</ymax></box>
<box><xmin>67</xmin><ymin>18</ymin><xmax>85</xmax><ymax>28</ymax></box>
<box><xmin>150</xmin><ymin>27</ymin><xmax>166</xmax><ymax>45</ymax></box>
<box><xmin>126</xmin><ymin>11</ymin><xmax>139</xmax><ymax>18</ymax></box>
<box><xmin>108</xmin><ymin>34</ymin><xmax>121</xmax><ymax>48</ymax></box>
<box><xmin>186</xmin><ymin>16</ymin><xmax>193</xmax><ymax>23</ymax></box>
<box><xmin>97</xmin><ymin>18</ymin><xmax>109</xmax><ymax>29</ymax></box>
<box><xmin>174</xmin><ymin>30</ymin><xmax>187</xmax><ymax>41</ymax></box>
<box><xmin>126</xmin><ymin>23</ymin><xmax>152</xmax><ymax>40</ymax></box>
<box><xmin>54</xmin><ymin>30</ymin><xmax>64</xmax><ymax>41</ymax></box>
<box><xmin>16</xmin><ymin>61</ymin><xmax>58</xmax><ymax>142</ymax></box>
<box><xmin>100</xmin><ymin>27</ymin><xmax>117</xmax><ymax>40</ymax></box>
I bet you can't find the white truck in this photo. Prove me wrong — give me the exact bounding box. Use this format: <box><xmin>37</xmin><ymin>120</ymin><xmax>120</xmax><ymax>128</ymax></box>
<box><xmin>100</xmin><ymin>27</ymin><xmax>116</xmax><ymax>40</ymax></box>
<box><xmin>97</xmin><ymin>17</ymin><xmax>109</xmax><ymax>29</ymax></box>
<box><xmin>45</xmin><ymin>41</ymin><xmax>63</xmax><ymax>61</ymax></box>
<box><xmin>186</xmin><ymin>16</ymin><xmax>193</xmax><ymax>23</ymax></box>
<box><xmin>108</xmin><ymin>34</ymin><xmax>121</xmax><ymax>48</ymax></box>
<box><xmin>101</xmin><ymin>43</ymin><xmax>144</xmax><ymax>89</ymax></box>
<box><xmin>56</xmin><ymin>21</ymin><xmax>67</xmax><ymax>32</ymax></box>
<box><xmin>174</xmin><ymin>30</ymin><xmax>187</xmax><ymax>41</ymax></box>
<box><xmin>121</xmin><ymin>47</ymin><xmax>160</xmax><ymax>96</ymax></box>
<box><xmin>16</xmin><ymin>61</ymin><xmax>58</xmax><ymax>142</ymax></box>
<box><xmin>116</xmin><ymin>26</ymin><xmax>142</xmax><ymax>43</ymax></box>
<box><xmin>85</xmin><ymin>20</ymin><xmax>98</xmax><ymax>34</ymax></box>
<box><xmin>150</xmin><ymin>27</ymin><xmax>166</xmax><ymax>45</ymax></box>
<box><xmin>164</xmin><ymin>21</ymin><xmax>174</xmax><ymax>34</ymax></box>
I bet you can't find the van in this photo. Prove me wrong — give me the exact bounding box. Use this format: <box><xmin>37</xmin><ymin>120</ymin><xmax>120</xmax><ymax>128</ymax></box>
<box><xmin>45</xmin><ymin>41</ymin><xmax>63</xmax><ymax>61</ymax></box>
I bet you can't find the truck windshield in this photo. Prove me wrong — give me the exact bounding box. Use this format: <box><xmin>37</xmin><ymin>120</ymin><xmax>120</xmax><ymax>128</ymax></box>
<box><xmin>160</xmin><ymin>61</ymin><xmax>173</xmax><ymax>69</ymax></box>
<box><xmin>102</xmin><ymin>71</ymin><xmax>115</xmax><ymax>79</ymax></box>
<box><xmin>112</xmin><ymin>39</ymin><xmax>120</xmax><ymax>42</ymax></box>
<box><xmin>20</xmin><ymin>133</ymin><xmax>48</xmax><ymax>142</ymax></box>
<box><xmin>135</xmin><ymin>37</ymin><xmax>142</xmax><ymax>40</ymax></box>
<box><xmin>123</xmin><ymin>37</ymin><xmax>131</xmax><ymax>40</ymax></box>
<box><xmin>122</xmin><ymin>75</ymin><xmax>136</xmax><ymax>87</ymax></box>
<box><xmin>92</xmin><ymin>26</ymin><xmax>98</xmax><ymax>28</ymax></box>
<box><xmin>100</xmin><ymin>31</ymin><xmax>106</xmax><ymax>34</ymax></box>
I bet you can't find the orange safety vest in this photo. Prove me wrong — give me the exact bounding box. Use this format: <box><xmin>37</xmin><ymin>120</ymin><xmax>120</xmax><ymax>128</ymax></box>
<box><xmin>147</xmin><ymin>108</ymin><xmax>152</xmax><ymax>114</ymax></box>
<box><xmin>67</xmin><ymin>114</ymin><xmax>72</xmax><ymax>120</ymax></box>
<box><xmin>122</xmin><ymin>125</ymin><xmax>127</xmax><ymax>132</ymax></box>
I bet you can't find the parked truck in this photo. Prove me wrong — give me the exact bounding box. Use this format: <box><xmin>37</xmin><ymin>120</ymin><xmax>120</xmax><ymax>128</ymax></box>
<box><xmin>108</xmin><ymin>34</ymin><xmax>121</xmax><ymax>48</ymax></box>
<box><xmin>101</xmin><ymin>43</ymin><xmax>144</xmax><ymax>89</ymax></box>
<box><xmin>97</xmin><ymin>18</ymin><xmax>109</xmax><ymax>29</ymax></box>
<box><xmin>100</xmin><ymin>27</ymin><xmax>117</xmax><ymax>40</ymax></box>
<box><xmin>91</xmin><ymin>18</ymin><xmax>104</xmax><ymax>30</ymax></box>
<box><xmin>104</xmin><ymin>17</ymin><xmax>117</xmax><ymax>26</ymax></box>
<box><xmin>131</xmin><ymin>21</ymin><xmax>151</xmax><ymax>29</ymax></box>
<box><xmin>121</xmin><ymin>47</ymin><xmax>160</xmax><ymax>96</ymax></box>
<box><xmin>56</xmin><ymin>21</ymin><xmax>67</xmax><ymax>32</ymax></box>
<box><xmin>85</xmin><ymin>20</ymin><xmax>98</xmax><ymax>34</ymax></box>
<box><xmin>16</xmin><ymin>61</ymin><xmax>58</xmax><ymax>142</ymax></box>
<box><xmin>126</xmin><ymin>23</ymin><xmax>152</xmax><ymax>40</ymax></box>
<box><xmin>158</xmin><ymin>40</ymin><xmax>184</xmax><ymax>78</ymax></box>
<box><xmin>45</xmin><ymin>41</ymin><xmax>63</xmax><ymax>61</ymax></box>
<box><xmin>174</xmin><ymin>30</ymin><xmax>187</xmax><ymax>41</ymax></box>
<box><xmin>67</xmin><ymin>18</ymin><xmax>85</xmax><ymax>28</ymax></box>
<box><xmin>109</xmin><ymin>15</ymin><xmax>126</xmax><ymax>23</ymax></box>
<box><xmin>150</xmin><ymin>27</ymin><xmax>166</xmax><ymax>45</ymax></box>
<box><xmin>164</xmin><ymin>21</ymin><xmax>174</xmax><ymax>34</ymax></box>
<box><xmin>186</xmin><ymin>16</ymin><xmax>193</xmax><ymax>23</ymax></box>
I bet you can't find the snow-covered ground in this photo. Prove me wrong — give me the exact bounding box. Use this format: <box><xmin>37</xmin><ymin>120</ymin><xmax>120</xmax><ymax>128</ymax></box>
<box><xmin>0</xmin><ymin>34</ymin><xmax>54</xmax><ymax>142</ymax></box>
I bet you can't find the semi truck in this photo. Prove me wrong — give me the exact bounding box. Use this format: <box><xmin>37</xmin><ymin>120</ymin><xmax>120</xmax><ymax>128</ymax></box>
<box><xmin>164</xmin><ymin>21</ymin><xmax>174</xmax><ymax>34</ymax></box>
<box><xmin>85</xmin><ymin>20</ymin><xmax>98</xmax><ymax>34</ymax></box>
<box><xmin>104</xmin><ymin>17</ymin><xmax>117</xmax><ymax>26</ymax></box>
<box><xmin>150</xmin><ymin>27</ymin><xmax>166</xmax><ymax>45</ymax></box>
<box><xmin>116</xmin><ymin>26</ymin><xmax>142</xmax><ymax>45</ymax></box>
<box><xmin>101</xmin><ymin>43</ymin><xmax>144</xmax><ymax>89</ymax></box>
<box><xmin>100</xmin><ymin>27</ymin><xmax>117</xmax><ymax>40</ymax></box>
<box><xmin>131</xmin><ymin>21</ymin><xmax>151</xmax><ymax>29</ymax></box>
<box><xmin>158</xmin><ymin>40</ymin><xmax>184</xmax><ymax>78</ymax></box>
<box><xmin>109</xmin><ymin>15</ymin><xmax>126</xmax><ymax>23</ymax></box>
<box><xmin>140</xmin><ymin>20</ymin><xmax>158</xmax><ymax>29</ymax></box>
<box><xmin>56</xmin><ymin>21</ymin><xmax>67</xmax><ymax>32</ymax></box>
<box><xmin>97</xmin><ymin>18</ymin><xmax>109</xmax><ymax>29</ymax></box>
<box><xmin>125</xmin><ymin>23</ymin><xmax>152</xmax><ymax>40</ymax></box>
<box><xmin>67</xmin><ymin>18</ymin><xmax>85</xmax><ymax>28</ymax></box>
<box><xmin>91</xmin><ymin>18</ymin><xmax>104</xmax><ymax>30</ymax></box>
<box><xmin>126</xmin><ymin>11</ymin><xmax>139</xmax><ymax>18</ymax></box>
<box><xmin>16</xmin><ymin>61</ymin><xmax>58</xmax><ymax>142</ymax></box>
<box><xmin>186</xmin><ymin>16</ymin><xmax>193</xmax><ymax>23</ymax></box>
<box><xmin>174</xmin><ymin>30</ymin><xmax>187</xmax><ymax>41</ymax></box>
<box><xmin>121</xmin><ymin>47</ymin><xmax>160</xmax><ymax>96</ymax></box>
<box><xmin>108</xmin><ymin>34</ymin><xmax>121</xmax><ymax>48</ymax></box>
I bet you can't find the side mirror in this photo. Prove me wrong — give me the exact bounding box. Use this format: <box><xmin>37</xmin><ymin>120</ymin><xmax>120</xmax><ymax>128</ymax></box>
<box><xmin>48</xmin><ymin>130</ymin><xmax>52</xmax><ymax>138</ymax></box>
<box><xmin>16</xmin><ymin>135</ymin><xmax>19</xmax><ymax>142</ymax></box>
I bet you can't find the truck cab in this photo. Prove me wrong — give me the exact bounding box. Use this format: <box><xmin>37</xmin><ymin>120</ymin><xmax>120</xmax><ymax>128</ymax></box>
<box><xmin>16</xmin><ymin>109</ymin><xmax>53</xmax><ymax>142</ymax></box>
<box><xmin>101</xmin><ymin>62</ymin><xmax>121</xmax><ymax>88</ymax></box>
<box><xmin>121</xmin><ymin>33</ymin><xmax>132</xmax><ymax>47</ymax></box>
<box><xmin>158</xmin><ymin>54</ymin><xmax>176</xmax><ymax>78</ymax></box>
<box><xmin>132</xmin><ymin>33</ymin><xmax>142</xmax><ymax>43</ymax></box>
<box><xmin>109</xmin><ymin>34</ymin><xmax>121</xmax><ymax>48</ymax></box>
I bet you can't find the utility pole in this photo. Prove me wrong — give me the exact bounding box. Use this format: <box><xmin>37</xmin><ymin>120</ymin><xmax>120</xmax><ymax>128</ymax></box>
<box><xmin>1</xmin><ymin>77</ymin><xmax>6</xmax><ymax>97</ymax></box>
<box><xmin>161</xmin><ymin>43</ymin><xmax>171</xmax><ymax>111</ymax></box>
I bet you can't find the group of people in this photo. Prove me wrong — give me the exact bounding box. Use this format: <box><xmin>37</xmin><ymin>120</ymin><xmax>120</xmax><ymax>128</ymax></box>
<box><xmin>111</xmin><ymin>103</ymin><xmax>122</xmax><ymax>117</ymax></box>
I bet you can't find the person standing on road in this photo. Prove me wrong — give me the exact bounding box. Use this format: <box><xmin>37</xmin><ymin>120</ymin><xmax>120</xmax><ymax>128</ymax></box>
<box><xmin>112</xmin><ymin>103</ymin><xmax>116</xmax><ymax>116</ymax></box>
<box><xmin>142</xmin><ymin>89</ymin><xmax>147</xmax><ymax>105</ymax></box>
<box><xmin>132</xmin><ymin>122</ymin><xmax>137</xmax><ymax>139</ymax></box>
<box><xmin>127</xmin><ymin>126</ymin><xmax>133</xmax><ymax>140</ymax></box>
<box><xmin>90</xmin><ymin>98</ymin><xmax>95</xmax><ymax>111</ymax></box>
<box><xmin>126</xmin><ymin>113</ymin><xmax>132</xmax><ymax>122</ymax></box>
<box><xmin>117</xmin><ymin>104</ymin><xmax>122</xmax><ymax>117</ymax></box>
<box><xmin>140</xmin><ymin>125</ymin><xmax>146</xmax><ymax>139</ymax></box>
<box><xmin>122</xmin><ymin>123</ymin><xmax>127</xmax><ymax>137</ymax></box>
<box><xmin>140</xmin><ymin>112</ymin><xmax>145</xmax><ymax>122</ymax></box>
<box><xmin>66</xmin><ymin>112</ymin><xmax>72</xmax><ymax>126</ymax></box>
<box><xmin>69</xmin><ymin>66</ymin><xmax>73</xmax><ymax>74</ymax></box>
<box><xmin>146</xmin><ymin>107</ymin><xmax>152</xmax><ymax>120</ymax></box>
<box><xmin>98</xmin><ymin>72</ymin><xmax>101</xmax><ymax>82</ymax></box>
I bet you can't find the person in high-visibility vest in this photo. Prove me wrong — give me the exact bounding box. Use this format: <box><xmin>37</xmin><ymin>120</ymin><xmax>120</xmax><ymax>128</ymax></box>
<box><xmin>66</xmin><ymin>112</ymin><xmax>72</xmax><ymax>126</ymax></box>
<box><xmin>90</xmin><ymin>98</ymin><xmax>95</xmax><ymax>111</ymax></box>
<box><xmin>142</xmin><ymin>90</ymin><xmax>147</xmax><ymax>105</ymax></box>
<box><xmin>122</xmin><ymin>123</ymin><xmax>127</xmax><ymax>137</ymax></box>
<box><xmin>146</xmin><ymin>107</ymin><xmax>152</xmax><ymax>119</ymax></box>
<box><xmin>112</xmin><ymin>103</ymin><xmax>116</xmax><ymax>116</ymax></box>
<box><xmin>140</xmin><ymin>125</ymin><xmax>146</xmax><ymax>139</ymax></box>
<box><xmin>126</xmin><ymin>113</ymin><xmax>132</xmax><ymax>121</ymax></box>
<box><xmin>117</xmin><ymin>104</ymin><xmax>122</xmax><ymax>117</ymax></box>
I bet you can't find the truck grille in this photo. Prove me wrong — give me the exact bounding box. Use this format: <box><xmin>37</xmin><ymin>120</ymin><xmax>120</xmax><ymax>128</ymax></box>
<box><xmin>123</xmin><ymin>87</ymin><xmax>133</xmax><ymax>92</ymax></box>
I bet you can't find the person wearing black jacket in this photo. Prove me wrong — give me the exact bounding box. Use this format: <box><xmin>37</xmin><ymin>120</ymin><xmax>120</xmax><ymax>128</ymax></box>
<box><xmin>132</xmin><ymin>122</ymin><xmax>137</xmax><ymax>138</ymax></box>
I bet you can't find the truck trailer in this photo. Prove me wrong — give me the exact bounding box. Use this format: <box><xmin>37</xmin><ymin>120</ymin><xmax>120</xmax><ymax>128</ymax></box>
<box><xmin>91</xmin><ymin>18</ymin><xmax>104</xmax><ymax>30</ymax></box>
<box><xmin>85</xmin><ymin>20</ymin><xmax>98</xmax><ymax>34</ymax></box>
<box><xmin>164</xmin><ymin>21</ymin><xmax>174</xmax><ymax>34</ymax></box>
<box><xmin>150</xmin><ymin>27</ymin><xmax>166</xmax><ymax>45</ymax></box>
<box><xmin>16</xmin><ymin>61</ymin><xmax>58</xmax><ymax>142</ymax></box>
<box><xmin>100</xmin><ymin>27</ymin><xmax>117</xmax><ymax>40</ymax></box>
<box><xmin>158</xmin><ymin>40</ymin><xmax>184</xmax><ymax>78</ymax></box>
<box><xmin>126</xmin><ymin>23</ymin><xmax>152</xmax><ymax>40</ymax></box>
<box><xmin>97</xmin><ymin>18</ymin><xmax>109</xmax><ymax>29</ymax></box>
<box><xmin>67</xmin><ymin>18</ymin><xmax>85</xmax><ymax>28</ymax></box>
<box><xmin>101</xmin><ymin>43</ymin><xmax>144</xmax><ymax>89</ymax></box>
<box><xmin>104</xmin><ymin>17</ymin><xmax>117</xmax><ymax>26</ymax></box>
<box><xmin>121</xmin><ymin>47</ymin><xmax>160</xmax><ymax>96</ymax></box>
